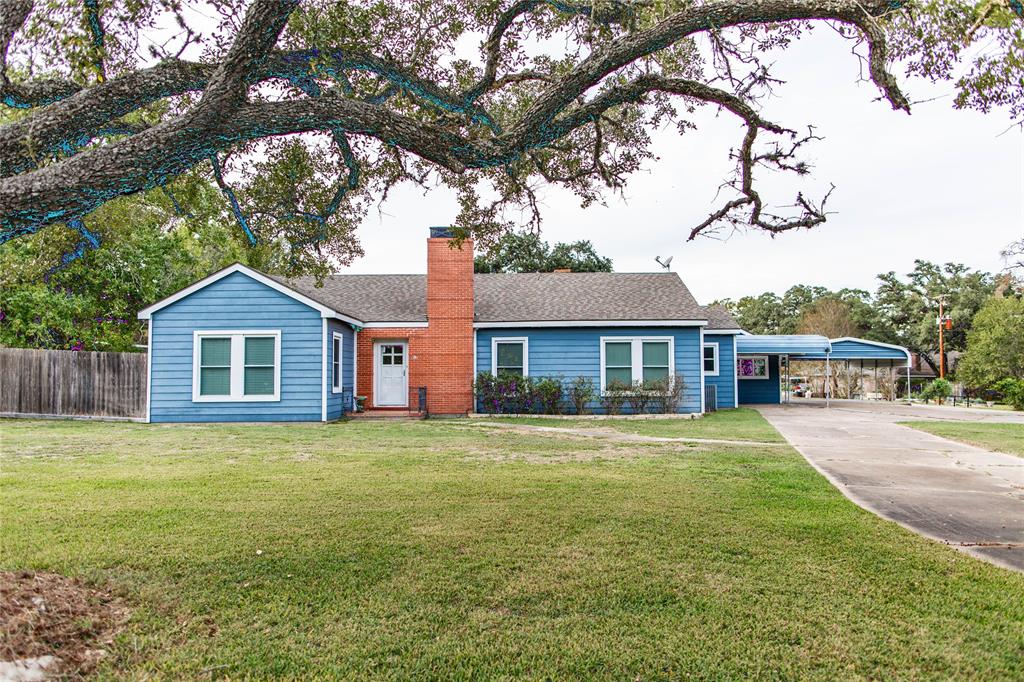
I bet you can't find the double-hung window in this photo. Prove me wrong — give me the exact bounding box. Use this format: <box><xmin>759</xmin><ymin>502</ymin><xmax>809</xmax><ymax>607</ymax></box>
<box><xmin>193</xmin><ymin>330</ymin><xmax>281</xmax><ymax>401</ymax></box>
<box><xmin>600</xmin><ymin>337</ymin><xmax>673</xmax><ymax>391</ymax></box>
<box><xmin>702</xmin><ymin>343</ymin><xmax>719</xmax><ymax>376</ymax></box>
<box><xmin>492</xmin><ymin>337</ymin><xmax>528</xmax><ymax>376</ymax></box>
<box><xmin>332</xmin><ymin>332</ymin><xmax>343</xmax><ymax>393</ymax></box>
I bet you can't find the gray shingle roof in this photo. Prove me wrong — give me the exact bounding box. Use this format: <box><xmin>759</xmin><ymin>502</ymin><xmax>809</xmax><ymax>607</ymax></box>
<box><xmin>271</xmin><ymin>271</ymin><xmax>723</xmax><ymax>325</ymax></box>
<box><xmin>703</xmin><ymin>304</ymin><xmax>741</xmax><ymax>331</ymax></box>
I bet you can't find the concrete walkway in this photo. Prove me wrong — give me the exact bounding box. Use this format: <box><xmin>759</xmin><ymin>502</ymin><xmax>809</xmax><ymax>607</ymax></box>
<box><xmin>757</xmin><ymin>400</ymin><xmax>1024</xmax><ymax>572</ymax></box>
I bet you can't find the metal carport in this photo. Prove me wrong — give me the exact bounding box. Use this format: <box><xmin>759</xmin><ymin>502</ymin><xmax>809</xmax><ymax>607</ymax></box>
<box><xmin>735</xmin><ymin>335</ymin><xmax>912</xmax><ymax>406</ymax></box>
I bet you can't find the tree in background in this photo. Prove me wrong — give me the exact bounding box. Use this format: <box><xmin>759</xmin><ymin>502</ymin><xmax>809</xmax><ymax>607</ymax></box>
<box><xmin>474</xmin><ymin>232</ymin><xmax>612</xmax><ymax>273</ymax></box>
<box><xmin>1</xmin><ymin>0</ymin><xmax>1022</xmax><ymax>276</ymax></box>
<box><xmin>797</xmin><ymin>297</ymin><xmax>862</xmax><ymax>338</ymax></box>
<box><xmin>957</xmin><ymin>294</ymin><xmax>1024</xmax><ymax>390</ymax></box>
<box><xmin>0</xmin><ymin>175</ymin><xmax>268</xmax><ymax>351</ymax></box>
<box><xmin>875</xmin><ymin>260</ymin><xmax>994</xmax><ymax>375</ymax></box>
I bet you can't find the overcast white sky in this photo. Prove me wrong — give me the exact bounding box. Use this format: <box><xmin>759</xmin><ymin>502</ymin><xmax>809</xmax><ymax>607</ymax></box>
<box><xmin>341</xmin><ymin>28</ymin><xmax>1023</xmax><ymax>304</ymax></box>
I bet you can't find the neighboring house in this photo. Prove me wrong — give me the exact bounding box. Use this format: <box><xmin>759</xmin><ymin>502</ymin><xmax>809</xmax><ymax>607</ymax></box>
<box><xmin>138</xmin><ymin>227</ymin><xmax>909</xmax><ymax>422</ymax></box>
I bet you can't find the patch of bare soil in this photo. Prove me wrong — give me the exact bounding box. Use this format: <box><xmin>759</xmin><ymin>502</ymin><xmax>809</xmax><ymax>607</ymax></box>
<box><xmin>1</xmin><ymin>571</ymin><xmax>129</xmax><ymax>680</ymax></box>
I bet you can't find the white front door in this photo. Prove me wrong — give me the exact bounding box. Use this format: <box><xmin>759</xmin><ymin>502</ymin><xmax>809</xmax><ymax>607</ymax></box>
<box><xmin>374</xmin><ymin>342</ymin><xmax>408</xmax><ymax>407</ymax></box>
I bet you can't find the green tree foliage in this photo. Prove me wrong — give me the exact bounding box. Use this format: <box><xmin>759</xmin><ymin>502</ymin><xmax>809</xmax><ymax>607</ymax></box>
<box><xmin>957</xmin><ymin>294</ymin><xmax>1024</xmax><ymax>389</ymax></box>
<box><xmin>474</xmin><ymin>232</ymin><xmax>612</xmax><ymax>273</ymax></box>
<box><xmin>875</xmin><ymin>260</ymin><xmax>994</xmax><ymax>374</ymax></box>
<box><xmin>0</xmin><ymin>177</ymin><xmax>257</xmax><ymax>351</ymax></box>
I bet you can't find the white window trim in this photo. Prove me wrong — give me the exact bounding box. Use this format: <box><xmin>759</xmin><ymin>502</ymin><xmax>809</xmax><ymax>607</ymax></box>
<box><xmin>599</xmin><ymin>336</ymin><xmax>674</xmax><ymax>393</ymax></box>
<box><xmin>491</xmin><ymin>337</ymin><xmax>529</xmax><ymax>376</ymax></box>
<box><xmin>737</xmin><ymin>354</ymin><xmax>770</xmax><ymax>381</ymax></box>
<box><xmin>703</xmin><ymin>342</ymin><xmax>720</xmax><ymax>376</ymax></box>
<box><xmin>192</xmin><ymin>330</ymin><xmax>281</xmax><ymax>402</ymax></box>
<box><xmin>332</xmin><ymin>331</ymin><xmax>344</xmax><ymax>393</ymax></box>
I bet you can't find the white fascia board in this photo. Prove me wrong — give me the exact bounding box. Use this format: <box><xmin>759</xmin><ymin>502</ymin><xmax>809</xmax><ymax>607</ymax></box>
<box><xmin>704</xmin><ymin>329</ymin><xmax>746</xmax><ymax>335</ymax></box>
<box><xmin>138</xmin><ymin>263</ymin><xmax>365</xmax><ymax>326</ymax></box>
<box><xmin>473</xmin><ymin>320</ymin><xmax>707</xmax><ymax>329</ymax></box>
<box><xmin>360</xmin><ymin>321</ymin><xmax>430</xmax><ymax>329</ymax></box>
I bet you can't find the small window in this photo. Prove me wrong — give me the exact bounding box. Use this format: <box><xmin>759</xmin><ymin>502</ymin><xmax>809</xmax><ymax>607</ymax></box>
<box><xmin>332</xmin><ymin>333</ymin><xmax>342</xmax><ymax>392</ymax></box>
<box><xmin>193</xmin><ymin>331</ymin><xmax>280</xmax><ymax>402</ymax></box>
<box><xmin>737</xmin><ymin>355</ymin><xmax>769</xmax><ymax>380</ymax></box>
<box><xmin>601</xmin><ymin>337</ymin><xmax>674</xmax><ymax>391</ymax></box>
<box><xmin>199</xmin><ymin>337</ymin><xmax>231</xmax><ymax>396</ymax></box>
<box><xmin>492</xmin><ymin>338</ymin><xmax>527</xmax><ymax>376</ymax></box>
<box><xmin>703</xmin><ymin>343</ymin><xmax>719</xmax><ymax>376</ymax></box>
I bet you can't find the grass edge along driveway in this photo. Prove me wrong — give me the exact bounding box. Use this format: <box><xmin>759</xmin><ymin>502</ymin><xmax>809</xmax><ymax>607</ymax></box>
<box><xmin>2</xmin><ymin>411</ymin><xmax>1023</xmax><ymax>679</ymax></box>
<box><xmin>901</xmin><ymin>420</ymin><xmax>1024</xmax><ymax>457</ymax></box>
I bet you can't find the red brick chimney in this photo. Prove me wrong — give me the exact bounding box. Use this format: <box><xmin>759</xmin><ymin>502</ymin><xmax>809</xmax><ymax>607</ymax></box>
<box><xmin>424</xmin><ymin>227</ymin><xmax>475</xmax><ymax>414</ymax></box>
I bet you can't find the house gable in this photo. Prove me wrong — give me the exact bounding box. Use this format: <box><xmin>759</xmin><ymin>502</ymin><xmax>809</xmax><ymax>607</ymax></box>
<box><xmin>147</xmin><ymin>270</ymin><xmax>333</xmax><ymax>422</ymax></box>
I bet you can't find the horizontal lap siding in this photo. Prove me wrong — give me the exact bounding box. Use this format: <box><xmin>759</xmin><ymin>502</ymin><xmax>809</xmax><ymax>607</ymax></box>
<box><xmin>704</xmin><ymin>334</ymin><xmax>737</xmax><ymax>409</ymax></box>
<box><xmin>327</xmin><ymin>320</ymin><xmax>355</xmax><ymax>420</ymax></box>
<box><xmin>737</xmin><ymin>354</ymin><xmax>780</xmax><ymax>405</ymax></box>
<box><xmin>150</xmin><ymin>272</ymin><xmax>323</xmax><ymax>422</ymax></box>
<box><xmin>476</xmin><ymin>327</ymin><xmax>702</xmax><ymax>414</ymax></box>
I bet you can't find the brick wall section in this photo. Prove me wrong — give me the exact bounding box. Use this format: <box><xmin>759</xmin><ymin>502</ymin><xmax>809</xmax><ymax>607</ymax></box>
<box><xmin>423</xmin><ymin>237</ymin><xmax>475</xmax><ymax>414</ymax></box>
<box><xmin>355</xmin><ymin>238</ymin><xmax>475</xmax><ymax>415</ymax></box>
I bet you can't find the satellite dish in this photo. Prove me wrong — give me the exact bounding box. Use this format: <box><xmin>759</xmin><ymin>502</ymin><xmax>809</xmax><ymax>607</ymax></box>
<box><xmin>655</xmin><ymin>255</ymin><xmax>674</xmax><ymax>271</ymax></box>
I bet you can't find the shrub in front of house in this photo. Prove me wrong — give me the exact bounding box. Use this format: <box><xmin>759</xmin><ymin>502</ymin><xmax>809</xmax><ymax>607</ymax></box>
<box><xmin>533</xmin><ymin>377</ymin><xmax>564</xmax><ymax>415</ymax></box>
<box><xmin>625</xmin><ymin>380</ymin><xmax>656</xmax><ymax>414</ymax></box>
<box><xmin>649</xmin><ymin>374</ymin><xmax>686</xmax><ymax>413</ymax></box>
<box><xmin>476</xmin><ymin>371</ymin><xmax>531</xmax><ymax>413</ymax></box>
<box><xmin>601</xmin><ymin>379</ymin><xmax>629</xmax><ymax>415</ymax></box>
<box><xmin>568</xmin><ymin>376</ymin><xmax>596</xmax><ymax>415</ymax></box>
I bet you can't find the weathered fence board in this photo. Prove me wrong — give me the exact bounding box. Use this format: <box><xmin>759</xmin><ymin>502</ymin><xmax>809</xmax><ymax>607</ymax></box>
<box><xmin>0</xmin><ymin>348</ymin><xmax>147</xmax><ymax>418</ymax></box>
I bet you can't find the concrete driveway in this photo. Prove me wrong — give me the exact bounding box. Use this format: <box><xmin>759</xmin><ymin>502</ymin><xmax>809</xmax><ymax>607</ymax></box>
<box><xmin>756</xmin><ymin>400</ymin><xmax>1024</xmax><ymax>572</ymax></box>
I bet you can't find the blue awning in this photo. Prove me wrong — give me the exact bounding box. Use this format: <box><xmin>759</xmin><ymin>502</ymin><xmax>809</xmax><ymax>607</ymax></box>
<box><xmin>797</xmin><ymin>337</ymin><xmax>911</xmax><ymax>363</ymax></box>
<box><xmin>735</xmin><ymin>335</ymin><xmax>831</xmax><ymax>355</ymax></box>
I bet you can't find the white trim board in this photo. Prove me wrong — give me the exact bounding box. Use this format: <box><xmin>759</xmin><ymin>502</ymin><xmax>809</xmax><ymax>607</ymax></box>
<box><xmin>138</xmin><ymin>263</ymin><xmax>364</xmax><ymax>327</ymax></box>
<box><xmin>702</xmin><ymin>341</ymin><xmax>719</xmax><ymax>377</ymax></box>
<box><xmin>331</xmin><ymin>331</ymin><xmax>344</xmax><ymax>394</ymax></box>
<box><xmin>361</xmin><ymin>321</ymin><xmax>429</xmax><ymax>329</ymax></box>
<box><xmin>474</xmin><ymin>320</ymin><xmax>707</xmax><ymax>329</ymax></box>
<box><xmin>145</xmin><ymin>320</ymin><xmax>152</xmax><ymax>423</ymax></box>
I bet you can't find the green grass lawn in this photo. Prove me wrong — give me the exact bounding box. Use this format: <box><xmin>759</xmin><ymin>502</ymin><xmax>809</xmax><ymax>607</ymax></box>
<box><xmin>902</xmin><ymin>421</ymin><xmax>1024</xmax><ymax>457</ymax></box>
<box><xmin>475</xmin><ymin>407</ymin><xmax>786</xmax><ymax>442</ymax></box>
<box><xmin>3</xmin><ymin>413</ymin><xmax>1023</xmax><ymax>679</ymax></box>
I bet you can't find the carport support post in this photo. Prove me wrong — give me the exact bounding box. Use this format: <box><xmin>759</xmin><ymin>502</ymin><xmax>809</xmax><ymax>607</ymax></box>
<box><xmin>825</xmin><ymin>354</ymin><xmax>831</xmax><ymax>408</ymax></box>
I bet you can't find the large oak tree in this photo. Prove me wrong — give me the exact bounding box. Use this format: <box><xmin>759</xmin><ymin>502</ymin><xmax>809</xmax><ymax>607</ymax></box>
<box><xmin>1</xmin><ymin>0</ymin><xmax>1021</xmax><ymax>274</ymax></box>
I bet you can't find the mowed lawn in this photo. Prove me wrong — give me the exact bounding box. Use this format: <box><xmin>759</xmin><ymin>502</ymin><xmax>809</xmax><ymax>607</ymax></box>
<box><xmin>902</xmin><ymin>420</ymin><xmax>1024</xmax><ymax>457</ymax></box>
<box><xmin>478</xmin><ymin>407</ymin><xmax>786</xmax><ymax>442</ymax></box>
<box><xmin>2</xmin><ymin>411</ymin><xmax>1023</xmax><ymax>679</ymax></box>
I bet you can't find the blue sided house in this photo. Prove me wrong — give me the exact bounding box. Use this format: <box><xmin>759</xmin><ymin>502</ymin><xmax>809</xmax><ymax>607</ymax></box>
<box><xmin>138</xmin><ymin>227</ymin><xmax>910</xmax><ymax>422</ymax></box>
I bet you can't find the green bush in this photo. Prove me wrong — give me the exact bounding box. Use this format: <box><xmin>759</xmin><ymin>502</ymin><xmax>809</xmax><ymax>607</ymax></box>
<box><xmin>650</xmin><ymin>374</ymin><xmax>686</xmax><ymax>413</ymax></box>
<box><xmin>567</xmin><ymin>376</ymin><xmax>596</xmax><ymax>415</ymax></box>
<box><xmin>600</xmin><ymin>379</ymin><xmax>629</xmax><ymax>415</ymax></box>
<box><xmin>995</xmin><ymin>378</ymin><xmax>1024</xmax><ymax>411</ymax></box>
<box><xmin>624</xmin><ymin>380</ymin><xmax>656</xmax><ymax>414</ymax></box>
<box><xmin>474</xmin><ymin>371</ymin><xmax>536</xmax><ymax>414</ymax></box>
<box><xmin>918</xmin><ymin>378</ymin><xmax>952</xmax><ymax>404</ymax></box>
<box><xmin>533</xmin><ymin>377</ymin><xmax>564</xmax><ymax>415</ymax></box>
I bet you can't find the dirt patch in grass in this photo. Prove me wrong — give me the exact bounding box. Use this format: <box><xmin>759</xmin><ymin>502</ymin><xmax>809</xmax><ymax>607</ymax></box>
<box><xmin>1</xmin><ymin>571</ymin><xmax>129</xmax><ymax>679</ymax></box>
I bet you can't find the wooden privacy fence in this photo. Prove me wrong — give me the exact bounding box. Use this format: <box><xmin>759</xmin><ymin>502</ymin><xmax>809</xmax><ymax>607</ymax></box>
<box><xmin>0</xmin><ymin>347</ymin><xmax>147</xmax><ymax>419</ymax></box>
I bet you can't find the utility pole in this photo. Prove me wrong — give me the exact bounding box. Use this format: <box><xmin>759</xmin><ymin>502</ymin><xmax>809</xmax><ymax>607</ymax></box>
<box><xmin>936</xmin><ymin>296</ymin><xmax>950</xmax><ymax>379</ymax></box>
